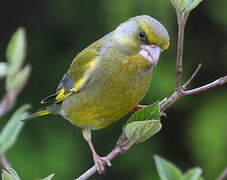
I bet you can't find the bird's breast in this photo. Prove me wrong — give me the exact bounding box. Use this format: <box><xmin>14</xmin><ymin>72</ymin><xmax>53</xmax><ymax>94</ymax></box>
<box><xmin>61</xmin><ymin>55</ymin><xmax>153</xmax><ymax>130</ymax></box>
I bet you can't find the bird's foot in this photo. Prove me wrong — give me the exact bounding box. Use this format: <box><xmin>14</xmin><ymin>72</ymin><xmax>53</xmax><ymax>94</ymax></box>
<box><xmin>133</xmin><ymin>105</ymin><xmax>147</xmax><ymax>112</ymax></box>
<box><xmin>93</xmin><ymin>154</ymin><xmax>111</xmax><ymax>174</ymax></box>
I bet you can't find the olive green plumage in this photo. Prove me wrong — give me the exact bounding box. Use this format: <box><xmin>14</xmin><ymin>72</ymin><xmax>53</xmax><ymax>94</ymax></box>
<box><xmin>26</xmin><ymin>15</ymin><xmax>170</xmax><ymax>173</ymax></box>
<box><xmin>29</xmin><ymin>15</ymin><xmax>170</xmax><ymax>131</ymax></box>
<box><xmin>62</xmin><ymin>54</ymin><xmax>153</xmax><ymax>130</ymax></box>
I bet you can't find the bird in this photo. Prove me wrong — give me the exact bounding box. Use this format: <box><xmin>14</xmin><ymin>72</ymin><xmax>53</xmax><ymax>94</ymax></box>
<box><xmin>25</xmin><ymin>15</ymin><xmax>169</xmax><ymax>174</ymax></box>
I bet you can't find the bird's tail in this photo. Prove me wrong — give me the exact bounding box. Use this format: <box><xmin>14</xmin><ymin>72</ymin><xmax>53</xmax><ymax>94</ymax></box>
<box><xmin>23</xmin><ymin>108</ymin><xmax>51</xmax><ymax>121</ymax></box>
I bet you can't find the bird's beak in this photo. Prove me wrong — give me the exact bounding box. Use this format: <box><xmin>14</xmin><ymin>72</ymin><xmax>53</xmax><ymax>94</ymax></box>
<box><xmin>139</xmin><ymin>45</ymin><xmax>163</xmax><ymax>66</ymax></box>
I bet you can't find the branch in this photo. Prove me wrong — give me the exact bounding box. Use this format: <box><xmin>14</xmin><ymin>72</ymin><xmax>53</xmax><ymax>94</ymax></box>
<box><xmin>161</xmin><ymin>63</ymin><xmax>202</xmax><ymax>111</ymax></box>
<box><xmin>0</xmin><ymin>153</ymin><xmax>11</xmax><ymax>171</ymax></box>
<box><xmin>182</xmin><ymin>63</ymin><xmax>202</xmax><ymax>89</ymax></box>
<box><xmin>183</xmin><ymin>75</ymin><xmax>227</xmax><ymax>96</ymax></box>
<box><xmin>0</xmin><ymin>92</ymin><xmax>17</xmax><ymax>117</ymax></box>
<box><xmin>161</xmin><ymin>75</ymin><xmax>227</xmax><ymax>111</ymax></box>
<box><xmin>75</xmin><ymin>147</ymin><xmax>121</xmax><ymax>180</ymax></box>
<box><xmin>176</xmin><ymin>12</ymin><xmax>189</xmax><ymax>90</ymax></box>
<box><xmin>0</xmin><ymin>92</ymin><xmax>17</xmax><ymax>171</ymax></box>
<box><xmin>0</xmin><ymin>90</ymin><xmax>22</xmax><ymax>172</ymax></box>
<box><xmin>75</xmin><ymin>134</ymin><xmax>133</xmax><ymax>180</ymax></box>
<box><xmin>0</xmin><ymin>92</ymin><xmax>17</xmax><ymax>172</ymax></box>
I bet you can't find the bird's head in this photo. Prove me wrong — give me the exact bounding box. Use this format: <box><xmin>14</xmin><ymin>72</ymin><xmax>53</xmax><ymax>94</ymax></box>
<box><xmin>112</xmin><ymin>15</ymin><xmax>170</xmax><ymax>66</ymax></box>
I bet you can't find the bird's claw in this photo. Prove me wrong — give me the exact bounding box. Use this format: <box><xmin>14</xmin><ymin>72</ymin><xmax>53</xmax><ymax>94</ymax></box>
<box><xmin>93</xmin><ymin>154</ymin><xmax>111</xmax><ymax>174</ymax></box>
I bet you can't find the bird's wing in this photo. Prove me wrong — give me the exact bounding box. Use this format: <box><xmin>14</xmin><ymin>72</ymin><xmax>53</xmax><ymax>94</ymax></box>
<box><xmin>41</xmin><ymin>42</ymin><xmax>103</xmax><ymax>104</ymax></box>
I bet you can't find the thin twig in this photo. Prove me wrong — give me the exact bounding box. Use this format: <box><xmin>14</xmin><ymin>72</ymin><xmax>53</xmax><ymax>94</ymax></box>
<box><xmin>0</xmin><ymin>92</ymin><xmax>16</xmax><ymax>117</ymax></box>
<box><xmin>0</xmin><ymin>92</ymin><xmax>17</xmax><ymax>171</ymax></box>
<box><xmin>176</xmin><ymin>12</ymin><xmax>189</xmax><ymax>90</ymax></box>
<box><xmin>161</xmin><ymin>75</ymin><xmax>227</xmax><ymax>111</ymax></box>
<box><xmin>161</xmin><ymin>63</ymin><xmax>202</xmax><ymax>111</ymax></box>
<box><xmin>183</xmin><ymin>63</ymin><xmax>202</xmax><ymax>89</ymax></box>
<box><xmin>0</xmin><ymin>92</ymin><xmax>21</xmax><ymax>172</ymax></box>
<box><xmin>76</xmin><ymin>134</ymin><xmax>133</xmax><ymax>180</ymax></box>
<box><xmin>76</xmin><ymin>147</ymin><xmax>121</xmax><ymax>180</ymax></box>
<box><xmin>217</xmin><ymin>168</ymin><xmax>227</xmax><ymax>180</ymax></box>
<box><xmin>161</xmin><ymin>90</ymin><xmax>182</xmax><ymax>111</ymax></box>
<box><xmin>0</xmin><ymin>153</ymin><xmax>11</xmax><ymax>172</ymax></box>
<box><xmin>183</xmin><ymin>76</ymin><xmax>227</xmax><ymax>96</ymax></box>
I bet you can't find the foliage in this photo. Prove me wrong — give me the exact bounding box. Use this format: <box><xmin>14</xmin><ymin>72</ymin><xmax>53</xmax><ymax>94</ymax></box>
<box><xmin>2</xmin><ymin>169</ymin><xmax>21</xmax><ymax>180</ymax></box>
<box><xmin>0</xmin><ymin>105</ymin><xmax>30</xmax><ymax>153</ymax></box>
<box><xmin>170</xmin><ymin>0</ymin><xmax>203</xmax><ymax>13</ymax></box>
<box><xmin>123</xmin><ymin>102</ymin><xmax>161</xmax><ymax>143</ymax></box>
<box><xmin>5</xmin><ymin>28</ymin><xmax>31</xmax><ymax>94</ymax></box>
<box><xmin>154</xmin><ymin>155</ymin><xmax>203</xmax><ymax>180</ymax></box>
<box><xmin>0</xmin><ymin>28</ymin><xmax>56</xmax><ymax>180</ymax></box>
<box><xmin>0</xmin><ymin>0</ymin><xmax>226</xmax><ymax>180</ymax></box>
<box><xmin>0</xmin><ymin>28</ymin><xmax>30</xmax><ymax>180</ymax></box>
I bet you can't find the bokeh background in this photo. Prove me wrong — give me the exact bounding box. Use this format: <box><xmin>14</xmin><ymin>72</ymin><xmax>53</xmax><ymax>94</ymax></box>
<box><xmin>0</xmin><ymin>0</ymin><xmax>227</xmax><ymax>179</ymax></box>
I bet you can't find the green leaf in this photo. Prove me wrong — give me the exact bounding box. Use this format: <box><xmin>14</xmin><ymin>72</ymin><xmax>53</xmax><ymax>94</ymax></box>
<box><xmin>6</xmin><ymin>28</ymin><xmax>26</xmax><ymax>76</ymax></box>
<box><xmin>124</xmin><ymin>102</ymin><xmax>162</xmax><ymax>143</ymax></box>
<box><xmin>127</xmin><ymin>102</ymin><xmax>161</xmax><ymax>124</ymax></box>
<box><xmin>2</xmin><ymin>168</ymin><xmax>21</xmax><ymax>180</ymax></box>
<box><xmin>170</xmin><ymin>0</ymin><xmax>203</xmax><ymax>13</ymax></box>
<box><xmin>0</xmin><ymin>62</ymin><xmax>8</xmax><ymax>78</ymax></box>
<box><xmin>6</xmin><ymin>64</ymin><xmax>31</xmax><ymax>92</ymax></box>
<box><xmin>2</xmin><ymin>171</ymin><xmax>14</xmax><ymax>180</ymax></box>
<box><xmin>124</xmin><ymin>120</ymin><xmax>161</xmax><ymax>143</ymax></box>
<box><xmin>0</xmin><ymin>104</ymin><xmax>30</xmax><ymax>153</ymax></box>
<box><xmin>41</xmin><ymin>174</ymin><xmax>55</xmax><ymax>180</ymax></box>
<box><xmin>5</xmin><ymin>28</ymin><xmax>30</xmax><ymax>92</ymax></box>
<box><xmin>185</xmin><ymin>0</ymin><xmax>203</xmax><ymax>12</ymax></box>
<box><xmin>154</xmin><ymin>155</ymin><xmax>184</xmax><ymax>180</ymax></box>
<box><xmin>184</xmin><ymin>168</ymin><xmax>202</xmax><ymax>180</ymax></box>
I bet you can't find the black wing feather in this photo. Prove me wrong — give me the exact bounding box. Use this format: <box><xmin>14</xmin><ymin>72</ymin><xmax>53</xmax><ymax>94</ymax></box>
<box><xmin>57</xmin><ymin>73</ymin><xmax>75</xmax><ymax>91</ymax></box>
<box><xmin>41</xmin><ymin>73</ymin><xmax>75</xmax><ymax>104</ymax></box>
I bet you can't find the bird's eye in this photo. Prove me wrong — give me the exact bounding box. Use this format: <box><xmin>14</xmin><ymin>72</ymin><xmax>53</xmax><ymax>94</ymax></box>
<box><xmin>139</xmin><ymin>30</ymin><xmax>147</xmax><ymax>43</ymax></box>
<box><xmin>139</xmin><ymin>30</ymin><xmax>145</xmax><ymax>38</ymax></box>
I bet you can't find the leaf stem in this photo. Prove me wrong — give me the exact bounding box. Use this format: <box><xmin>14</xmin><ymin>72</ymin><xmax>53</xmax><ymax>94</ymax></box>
<box><xmin>0</xmin><ymin>92</ymin><xmax>16</xmax><ymax>117</ymax></box>
<box><xmin>176</xmin><ymin>12</ymin><xmax>189</xmax><ymax>90</ymax></box>
<box><xmin>0</xmin><ymin>153</ymin><xmax>11</xmax><ymax>171</ymax></box>
<box><xmin>0</xmin><ymin>92</ymin><xmax>17</xmax><ymax>171</ymax></box>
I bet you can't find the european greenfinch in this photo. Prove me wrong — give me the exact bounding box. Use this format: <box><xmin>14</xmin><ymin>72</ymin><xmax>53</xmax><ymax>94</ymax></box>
<box><xmin>26</xmin><ymin>15</ymin><xmax>169</xmax><ymax>173</ymax></box>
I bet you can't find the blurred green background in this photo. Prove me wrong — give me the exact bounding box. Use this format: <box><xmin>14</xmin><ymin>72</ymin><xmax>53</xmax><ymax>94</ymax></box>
<box><xmin>0</xmin><ymin>0</ymin><xmax>227</xmax><ymax>179</ymax></box>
